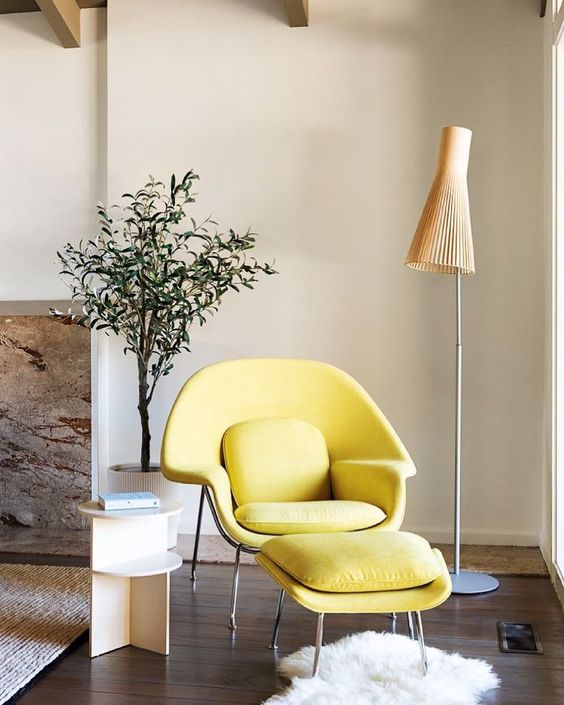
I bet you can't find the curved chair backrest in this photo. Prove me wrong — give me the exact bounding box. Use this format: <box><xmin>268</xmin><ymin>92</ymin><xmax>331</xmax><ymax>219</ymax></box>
<box><xmin>162</xmin><ymin>359</ymin><xmax>411</xmax><ymax>473</ymax></box>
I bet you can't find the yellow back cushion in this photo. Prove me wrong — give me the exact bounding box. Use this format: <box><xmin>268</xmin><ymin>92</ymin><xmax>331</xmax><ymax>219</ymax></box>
<box><xmin>222</xmin><ymin>418</ymin><xmax>331</xmax><ymax>506</ymax></box>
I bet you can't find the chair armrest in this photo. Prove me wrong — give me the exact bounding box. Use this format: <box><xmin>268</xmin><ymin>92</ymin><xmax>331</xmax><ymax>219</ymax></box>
<box><xmin>330</xmin><ymin>459</ymin><xmax>416</xmax><ymax>531</ymax></box>
<box><xmin>160</xmin><ymin>462</ymin><xmax>265</xmax><ymax>547</ymax></box>
<box><xmin>162</xmin><ymin>462</ymin><xmax>228</xmax><ymax>490</ymax></box>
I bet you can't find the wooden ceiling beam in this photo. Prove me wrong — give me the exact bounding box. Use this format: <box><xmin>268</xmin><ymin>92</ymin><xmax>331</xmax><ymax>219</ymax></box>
<box><xmin>0</xmin><ymin>0</ymin><xmax>106</xmax><ymax>12</ymax></box>
<box><xmin>284</xmin><ymin>0</ymin><xmax>308</xmax><ymax>27</ymax></box>
<box><xmin>35</xmin><ymin>0</ymin><xmax>81</xmax><ymax>47</ymax></box>
<box><xmin>0</xmin><ymin>1</ymin><xmax>39</xmax><ymax>12</ymax></box>
<box><xmin>1</xmin><ymin>1</ymin><xmax>307</xmax><ymax>29</ymax></box>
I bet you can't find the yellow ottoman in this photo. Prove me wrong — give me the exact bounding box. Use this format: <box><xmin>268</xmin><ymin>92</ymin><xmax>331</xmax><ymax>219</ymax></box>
<box><xmin>256</xmin><ymin>531</ymin><xmax>451</xmax><ymax>677</ymax></box>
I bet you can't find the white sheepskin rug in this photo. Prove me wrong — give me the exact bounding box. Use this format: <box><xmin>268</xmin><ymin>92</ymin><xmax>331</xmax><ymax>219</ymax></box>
<box><xmin>263</xmin><ymin>631</ymin><xmax>499</xmax><ymax>705</ymax></box>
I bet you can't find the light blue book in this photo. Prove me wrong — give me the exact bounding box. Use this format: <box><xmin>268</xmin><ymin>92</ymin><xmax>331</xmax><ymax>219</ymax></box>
<box><xmin>98</xmin><ymin>491</ymin><xmax>160</xmax><ymax>511</ymax></box>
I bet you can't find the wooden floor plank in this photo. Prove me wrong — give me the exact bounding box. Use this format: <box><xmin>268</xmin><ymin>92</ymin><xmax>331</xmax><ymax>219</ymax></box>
<box><xmin>4</xmin><ymin>558</ymin><xmax>563</xmax><ymax>705</ymax></box>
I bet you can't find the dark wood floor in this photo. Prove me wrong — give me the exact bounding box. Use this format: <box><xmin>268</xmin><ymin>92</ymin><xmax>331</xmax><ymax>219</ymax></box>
<box><xmin>4</xmin><ymin>555</ymin><xmax>564</xmax><ymax>705</ymax></box>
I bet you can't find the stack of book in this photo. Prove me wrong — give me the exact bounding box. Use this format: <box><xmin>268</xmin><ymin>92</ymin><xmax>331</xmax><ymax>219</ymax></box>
<box><xmin>97</xmin><ymin>492</ymin><xmax>161</xmax><ymax>511</ymax></box>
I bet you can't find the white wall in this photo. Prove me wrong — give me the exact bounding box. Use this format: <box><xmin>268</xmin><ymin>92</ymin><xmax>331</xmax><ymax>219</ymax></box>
<box><xmin>0</xmin><ymin>9</ymin><xmax>106</xmax><ymax>299</ymax></box>
<box><xmin>541</xmin><ymin>0</ymin><xmax>555</xmax><ymax>576</ymax></box>
<box><xmin>0</xmin><ymin>1</ymin><xmax>547</xmax><ymax>544</ymax></box>
<box><xmin>104</xmin><ymin>0</ymin><xmax>546</xmax><ymax>543</ymax></box>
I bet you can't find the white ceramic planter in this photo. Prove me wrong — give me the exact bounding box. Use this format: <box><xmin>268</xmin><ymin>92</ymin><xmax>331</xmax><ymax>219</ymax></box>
<box><xmin>106</xmin><ymin>464</ymin><xmax>183</xmax><ymax>549</ymax></box>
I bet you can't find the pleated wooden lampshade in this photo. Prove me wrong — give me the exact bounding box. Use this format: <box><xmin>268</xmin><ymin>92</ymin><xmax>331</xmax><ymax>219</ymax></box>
<box><xmin>405</xmin><ymin>126</ymin><xmax>475</xmax><ymax>275</ymax></box>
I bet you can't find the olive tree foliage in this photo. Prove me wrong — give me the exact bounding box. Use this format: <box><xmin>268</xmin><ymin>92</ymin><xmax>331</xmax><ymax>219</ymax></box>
<box><xmin>54</xmin><ymin>172</ymin><xmax>276</xmax><ymax>471</ymax></box>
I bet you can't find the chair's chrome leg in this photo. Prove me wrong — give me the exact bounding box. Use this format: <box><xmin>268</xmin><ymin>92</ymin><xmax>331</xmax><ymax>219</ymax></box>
<box><xmin>407</xmin><ymin>611</ymin><xmax>414</xmax><ymax>639</ymax></box>
<box><xmin>413</xmin><ymin>610</ymin><xmax>428</xmax><ymax>675</ymax></box>
<box><xmin>196</xmin><ymin>488</ymin><xmax>260</xmax><ymax>629</ymax></box>
<box><xmin>269</xmin><ymin>589</ymin><xmax>285</xmax><ymax>650</ymax></box>
<box><xmin>229</xmin><ymin>544</ymin><xmax>242</xmax><ymax>630</ymax></box>
<box><xmin>389</xmin><ymin>612</ymin><xmax>398</xmax><ymax>634</ymax></box>
<box><xmin>191</xmin><ymin>486</ymin><xmax>205</xmax><ymax>582</ymax></box>
<box><xmin>312</xmin><ymin>613</ymin><xmax>325</xmax><ymax>677</ymax></box>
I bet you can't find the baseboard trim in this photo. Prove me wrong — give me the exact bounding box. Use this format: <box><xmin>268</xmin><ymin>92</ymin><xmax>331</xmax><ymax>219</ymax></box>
<box><xmin>539</xmin><ymin>530</ymin><xmax>553</xmax><ymax>572</ymax></box>
<box><xmin>553</xmin><ymin>564</ymin><xmax>564</xmax><ymax>609</ymax></box>
<box><xmin>401</xmin><ymin>526</ymin><xmax>539</xmax><ymax>546</ymax></box>
<box><xmin>535</xmin><ymin>533</ymin><xmax>564</xmax><ymax>609</ymax></box>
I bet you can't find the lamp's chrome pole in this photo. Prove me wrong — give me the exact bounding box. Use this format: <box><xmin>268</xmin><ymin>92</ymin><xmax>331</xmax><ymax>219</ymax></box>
<box><xmin>454</xmin><ymin>271</ymin><xmax>462</xmax><ymax>575</ymax></box>
<box><xmin>450</xmin><ymin>271</ymin><xmax>499</xmax><ymax>595</ymax></box>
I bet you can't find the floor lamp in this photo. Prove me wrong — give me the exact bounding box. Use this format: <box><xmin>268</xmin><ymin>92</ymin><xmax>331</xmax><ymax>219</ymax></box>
<box><xmin>405</xmin><ymin>126</ymin><xmax>499</xmax><ymax>595</ymax></box>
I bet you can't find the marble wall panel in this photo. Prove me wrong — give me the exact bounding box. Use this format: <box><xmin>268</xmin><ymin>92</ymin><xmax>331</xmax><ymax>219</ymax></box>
<box><xmin>0</xmin><ymin>316</ymin><xmax>90</xmax><ymax>529</ymax></box>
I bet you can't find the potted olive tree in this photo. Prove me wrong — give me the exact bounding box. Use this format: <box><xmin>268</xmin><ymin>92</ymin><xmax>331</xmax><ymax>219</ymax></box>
<box><xmin>54</xmin><ymin>171</ymin><xmax>275</xmax><ymax>543</ymax></box>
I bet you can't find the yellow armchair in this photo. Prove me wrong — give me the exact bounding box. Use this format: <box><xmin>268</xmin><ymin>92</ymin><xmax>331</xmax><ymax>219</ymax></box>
<box><xmin>161</xmin><ymin>358</ymin><xmax>416</xmax><ymax>628</ymax></box>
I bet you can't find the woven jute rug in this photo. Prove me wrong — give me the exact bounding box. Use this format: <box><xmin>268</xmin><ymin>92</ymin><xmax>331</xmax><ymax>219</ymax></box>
<box><xmin>0</xmin><ymin>528</ymin><xmax>549</xmax><ymax>575</ymax></box>
<box><xmin>175</xmin><ymin>534</ymin><xmax>549</xmax><ymax>575</ymax></box>
<box><xmin>0</xmin><ymin>564</ymin><xmax>89</xmax><ymax>705</ymax></box>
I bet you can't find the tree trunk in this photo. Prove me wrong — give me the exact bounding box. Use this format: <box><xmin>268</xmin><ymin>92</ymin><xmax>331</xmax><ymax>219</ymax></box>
<box><xmin>137</xmin><ymin>358</ymin><xmax>151</xmax><ymax>472</ymax></box>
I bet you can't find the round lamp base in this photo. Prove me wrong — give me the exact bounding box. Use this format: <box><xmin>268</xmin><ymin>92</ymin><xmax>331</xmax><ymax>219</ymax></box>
<box><xmin>450</xmin><ymin>570</ymin><xmax>500</xmax><ymax>595</ymax></box>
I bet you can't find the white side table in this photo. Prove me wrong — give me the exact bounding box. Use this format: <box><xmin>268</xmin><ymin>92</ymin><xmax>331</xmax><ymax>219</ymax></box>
<box><xmin>78</xmin><ymin>500</ymin><xmax>183</xmax><ymax>658</ymax></box>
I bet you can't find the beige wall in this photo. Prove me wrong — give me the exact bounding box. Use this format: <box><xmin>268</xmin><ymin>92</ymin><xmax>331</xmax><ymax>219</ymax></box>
<box><xmin>0</xmin><ymin>1</ymin><xmax>547</xmax><ymax>543</ymax></box>
<box><xmin>104</xmin><ymin>0</ymin><xmax>546</xmax><ymax>542</ymax></box>
<box><xmin>0</xmin><ymin>9</ymin><xmax>106</xmax><ymax>299</ymax></box>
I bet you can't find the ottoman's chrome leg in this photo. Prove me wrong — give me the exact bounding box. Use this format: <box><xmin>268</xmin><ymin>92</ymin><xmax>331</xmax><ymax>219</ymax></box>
<box><xmin>389</xmin><ymin>612</ymin><xmax>398</xmax><ymax>634</ymax></box>
<box><xmin>407</xmin><ymin>611</ymin><xmax>414</xmax><ymax>639</ymax></box>
<box><xmin>269</xmin><ymin>589</ymin><xmax>285</xmax><ymax>650</ymax></box>
<box><xmin>312</xmin><ymin>613</ymin><xmax>325</xmax><ymax>677</ymax></box>
<box><xmin>191</xmin><ymin>486</ymin><xmax>205</xmax><ymax>582</ymax></box>
<box><xmin>413</xmin><ymin>611</ymin><xmax>428</xmax><ymax>675</ymax></box>
<box><xmin>229</xmin><ymin>544</ymin><xmax>242</xmax><ymax>630</ymax></box>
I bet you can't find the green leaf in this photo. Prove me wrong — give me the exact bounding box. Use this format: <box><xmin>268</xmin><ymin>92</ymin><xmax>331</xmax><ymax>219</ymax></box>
<box><xmin>55</xmin><ymin>169</ymin><xmax>277</xmax><ymax>450</ymax></box>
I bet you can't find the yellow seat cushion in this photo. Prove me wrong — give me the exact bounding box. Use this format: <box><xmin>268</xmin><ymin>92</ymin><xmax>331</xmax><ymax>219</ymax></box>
<box><xmin>260</xmin><ymin>532</ymin><xmax>442</xmax><ymax>593</ymax></box>
<box><xmin>234</xmin><ymin>500</ymin><xmax>386</xmax><ymax>534</ymax></box>
<box><xmin>255</xmin><ymin>550</ymin><xmax>452</xmax><ymax>614</ymax></box>
<box><xmin>222</xmin><ymin>418</ymin><xmax>331</xmax><ymax>505</ymax></box>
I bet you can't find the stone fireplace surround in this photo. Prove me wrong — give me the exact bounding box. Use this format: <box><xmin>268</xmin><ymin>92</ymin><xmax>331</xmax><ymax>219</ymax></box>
<box><xmin>0</xmin><ymin>301</ymin><xmax>91</xmax><ymax>531</ymax></box>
